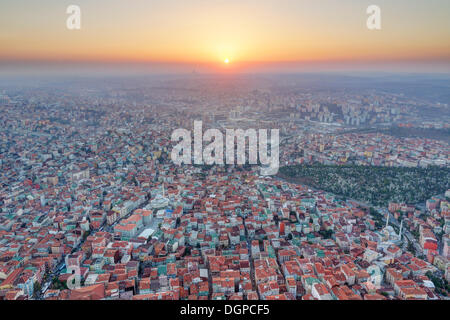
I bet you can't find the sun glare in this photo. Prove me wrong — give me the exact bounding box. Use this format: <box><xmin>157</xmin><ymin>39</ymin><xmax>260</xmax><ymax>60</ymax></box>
<box><xmin>224</xmin><ymin>58</ymin><xmax>230</xmax><ymax>64</ymax></box>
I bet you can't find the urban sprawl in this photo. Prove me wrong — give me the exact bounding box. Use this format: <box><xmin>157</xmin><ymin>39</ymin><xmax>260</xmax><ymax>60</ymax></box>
<box><xmin>0</xmin><ymin>75</ymin><xmax>449</xmax><ymax>300</ymax></box>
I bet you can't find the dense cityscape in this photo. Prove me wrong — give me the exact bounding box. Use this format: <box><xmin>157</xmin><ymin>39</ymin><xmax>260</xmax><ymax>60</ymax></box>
<box><xmin>0</xmin><ymin>74</ymin><xmax>449</xmax><ymax>301</ymax></box>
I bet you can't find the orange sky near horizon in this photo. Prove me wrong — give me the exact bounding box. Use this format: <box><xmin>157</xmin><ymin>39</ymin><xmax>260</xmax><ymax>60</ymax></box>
<box><xmin>1</xmin><ymin>0</ymin><xmax>449</xmax><ymax>72</ymax></box>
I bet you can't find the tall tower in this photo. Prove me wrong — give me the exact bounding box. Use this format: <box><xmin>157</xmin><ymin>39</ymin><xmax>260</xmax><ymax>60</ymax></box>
<box><xmin>399</xmin><ymin>220</ymin><xmax>403</xmax><ymax>240</ymax></box>
<box><xmin>385</xmin><ymin>212</ymin><xmax>390</xmax><ymax>228</ymax></box>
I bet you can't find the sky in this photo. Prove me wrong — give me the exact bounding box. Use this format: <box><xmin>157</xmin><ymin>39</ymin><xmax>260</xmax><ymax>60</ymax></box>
<box><xmin>1</xmin><ymin>0</ymin><xmax>449</xmax><ymax>74</ymax></box>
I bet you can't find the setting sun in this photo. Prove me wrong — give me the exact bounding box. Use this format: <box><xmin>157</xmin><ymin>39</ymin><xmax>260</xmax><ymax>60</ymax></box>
<box><xmin>224</xmin><ymin>58</ymin><xmax>230</xmax><ymax>64</ymax></box>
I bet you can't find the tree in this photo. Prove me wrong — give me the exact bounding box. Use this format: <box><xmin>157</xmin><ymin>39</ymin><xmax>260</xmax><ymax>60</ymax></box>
<box><xmin>83</xmin><ymin>230</ymin><xmax>91</xmax><ymax>241</ymax></box>
<box><xmin>33</xmin><ymin>281</ymin><xmax>42</xmax><ymax>298</ymax></box>
<box><xmin>407</xmin><ymin>241</ymin><xmax>416</xmax><ymax>255</ymax></box>
<box><xmin>319</xmin><ymin>229</ymin><xmax>334</xmax><ymax>239</ymax></box>
<box><xmin>273</xmin><ymin>215</ymin><xmax>279</xmax><ymax>226</ymax></box>
<box><xmin>52</xmin><ymin>277</ymin><xmax>67</xmax><ymax>290</ymax></box>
